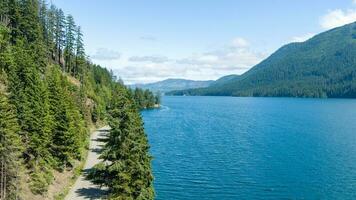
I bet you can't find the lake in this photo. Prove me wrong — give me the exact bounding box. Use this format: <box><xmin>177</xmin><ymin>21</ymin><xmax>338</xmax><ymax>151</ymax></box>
<box><xmin>141</xmin><ymin>96</ymin><xmax>356</xmax><ymax>199</ymax></box>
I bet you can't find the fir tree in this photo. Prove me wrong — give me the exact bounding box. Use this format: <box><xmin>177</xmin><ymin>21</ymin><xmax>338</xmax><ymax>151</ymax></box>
<box><xmin>0</xmin><ymin>72</ymin><xmax>23</xmax><ymax>200</ymax></box>
<box><xmin>75</xmin><ymin>26</ymin><xmax>85</xmax><ymax>79</ymax></box>
<box><xmin>46</xmin><ymin>67</ymin><xmax>72</xmax><ymax>167</ymax></box>
<box><xmin>54</xmin><ymin>8</ymin><xmax>65</xmax><ymax>68</ymax></box>
<box><xmin>47</xmin><ymin>4</ymin><xmax>57</xmax><ymax>59</ymax></box>
<box><xmin>8</xmin><ymin>41</ymin><xmax>54</xmax><ymax>194</ymax></box>
<box><xmin>64</xmin><ymin>14</ymin><xmax>75</xmax><ymax>74</ymax></box>
<box><xmin>89</xmin><ymin>86</ymin><xmax>154</xmax><ymax>199</ymax></box>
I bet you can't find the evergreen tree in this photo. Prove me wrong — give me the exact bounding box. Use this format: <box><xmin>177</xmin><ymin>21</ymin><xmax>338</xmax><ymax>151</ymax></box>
<box><xmin>132</xmin><ymin>88</ymin><xmax>160</xmax><ymax>109</ymax></box>
<box><xmin>0</xmin><ymin>72</ymin><xmax>23</xmax><ymax>200</ymax></box>
<box><xmin>54</xmin><ymin>8</ymin><xmax>65</xmax><ymax>68</ymax></box>
<box><xmin>46</xmin><ymin>67</ymin><xmax>72</xmax><ymax>167</ymax></box>
<box><xmin>18</xmin><ymin>0</ymin><xmax>42</xmax><ymax>43</ymax></box>
<box><xmin>64</xmin><ymin>14</ymin><xmax>75</xmax><ymax>74</ymax></box>
<box><xmin>154</xmin><ymin>91</ymin><xmax>161</xmax><ymax>105</ymax></box>
<box><xmin>39</xmin><ymin>0</ymin><xmax>47</xmax><ymax>42</ymax></box>
<box><xmin>47</xmin><ymin>4</ymin><xmax>57</xmax><ymax>59</ymax></box>
<box><xmin>89</xmin><ymin>86</ymin><xmax>154</xmax><ymax>199</ymax></box>
<box><xmin>7</xmin><ymin>0</ymin><xmax>22</xmax><ymax>44</ymax></box>
<box><xmin>8</xmin><ymin>41</ymin><xmax>54</xmax><ymax>194</ymax></box>
<box><xmin>75</xmin><ymin>26</ymin><xmax>85</xmax><ymax>78</ymax></box>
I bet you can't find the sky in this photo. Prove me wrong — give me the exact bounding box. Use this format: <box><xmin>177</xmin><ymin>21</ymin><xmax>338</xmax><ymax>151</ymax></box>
<box><xmin>52</xmin><ymin>0</ymin><xmax>356</xmax><ymax>84</ymax></box>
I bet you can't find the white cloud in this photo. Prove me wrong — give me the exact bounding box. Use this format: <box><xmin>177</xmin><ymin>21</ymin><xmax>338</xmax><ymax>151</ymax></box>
<box><xmin>290</xmin><ymin>33</ymin><xmax>315</xmax><ymax>43</ymax></box>
<box><xmin>90</xmin><ymin>48</ymin><xmax>121</xmax><ymax>61</ymax></box>
<box><xmin>125</xmin><ymin>38</ymin><xmax>265</xmax><ymax>84</ymax></box>
<box><xmin>320</xmin><ymin>9</ymin><xmax>356</xmax><ymax>29</ymax></box>
<box><xmin>231</xmin><ymin>37</ymin><xmax>249</xmax><ymax>48</ymax></box>
<box><xmin>98</xmin><ymin>37</ymin><xmax>268</xmax><ymax>84</ymax></box>
<box><xmin>177</xmin><ymin>49</ymin><xmax>263</xmax><ymax>69</ymax></box>
<box><xmin>353</xmin><ymin>0</ymin><xmax>356</xmax><ymax>5</ymax></box>
<box><xmin>129</xmin><ymin>55</ymin><xmax>170</xmax><ymax>63</ymax></box>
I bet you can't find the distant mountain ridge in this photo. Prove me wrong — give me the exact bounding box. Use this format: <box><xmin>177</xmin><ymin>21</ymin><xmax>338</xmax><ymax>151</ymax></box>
<box><xmin>168</xmin><ymin>22</ymin><xmax>356</xmax><ymax>98</ymax></box>
<box><xmin>130</xmin><ymin>78</ymin><xmax>214</xmax><ymax>93</ymax></box>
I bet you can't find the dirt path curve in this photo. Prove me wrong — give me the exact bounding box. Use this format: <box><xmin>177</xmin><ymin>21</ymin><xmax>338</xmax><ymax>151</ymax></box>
<box><xmin>65</xmin><ymin>126</ymin><xmax>109</xmax><ymax>200</ymax></box>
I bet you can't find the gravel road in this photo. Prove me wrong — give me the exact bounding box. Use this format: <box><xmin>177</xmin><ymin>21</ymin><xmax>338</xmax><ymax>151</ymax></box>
<box><xmin>65</xmin><ymin>126</ymin><xmax>109</xmax><ymax>200</ymax></box>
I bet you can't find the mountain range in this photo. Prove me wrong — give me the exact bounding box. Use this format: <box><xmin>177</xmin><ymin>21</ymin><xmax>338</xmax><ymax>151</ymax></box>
<box><xmin>129</xmin><ymin>79</ymin><xmax>214</xmax><ymax>93</ymax></box>
<box><xmin>168</xmin><ymin>22</ymin><xmax>356</xmax><ymax>98</ymax></box>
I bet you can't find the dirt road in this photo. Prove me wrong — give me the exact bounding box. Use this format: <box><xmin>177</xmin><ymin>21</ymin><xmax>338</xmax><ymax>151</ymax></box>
<box><xmin>65</xmin><ymin>126</ymin><xmax>109</xmax><ymax>200</ymax></box>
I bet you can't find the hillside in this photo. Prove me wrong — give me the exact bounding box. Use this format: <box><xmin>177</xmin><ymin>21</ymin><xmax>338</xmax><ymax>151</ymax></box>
<box><xmin>169</xmin><ymin>22</ymin><xmax>356</xmax><ymax>98</ymax></box>
<box><xmin>0</xmin><ymin>1</ymin><xmax>155</xmax><ymax>199</ymax></box>
<box><xmin>130</xmin><ymin>78</ymin><xmax>213</xmax><ymax>93</ymax></box>
<box><xmin>210</xmin><ymin>74</ymin><xmax>239</xmax><ymax>86</ymax></box>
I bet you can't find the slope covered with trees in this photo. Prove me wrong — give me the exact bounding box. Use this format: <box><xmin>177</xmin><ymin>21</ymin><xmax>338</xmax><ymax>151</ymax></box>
<box><xmin>89</xmin><ymin>86</ymin><xmax>154</xmax><ymax>199</ymax></box>
<box><xmin>130</xmin><ymin>78</ymin><xmax>214</xmax><ymax>93</ymax></box>
<box><xmin>169</xmin><ymin>22</ymin><xmax>356</xmax><ymax>98</ymax></box>
<box><xmin>0</xmin><ymin>0</ymin><xmax>156</xmax><ymax>199</ymax></box>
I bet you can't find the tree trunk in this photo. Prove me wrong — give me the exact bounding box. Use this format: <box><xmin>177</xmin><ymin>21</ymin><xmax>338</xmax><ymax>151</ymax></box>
<box><xmin>3</xmin><ymin>160</ymin><xmax>5</xmax><ymax>200</ymax></box>
<box><xmin>0</xmin><ymin>157</ymin><xmax>2</xmax><ymax>199</ymax></box>
<box><xmin>0</xmin><ymin>155</ymin><xmax>4</xmax><ymax>200</ymax></box>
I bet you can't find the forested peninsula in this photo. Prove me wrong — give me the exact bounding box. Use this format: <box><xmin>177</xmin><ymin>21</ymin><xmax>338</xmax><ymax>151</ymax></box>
<box><xmin>0</xmin><ymin>0</ymin><xmax>157</xmax><ymax>199</ymax></box>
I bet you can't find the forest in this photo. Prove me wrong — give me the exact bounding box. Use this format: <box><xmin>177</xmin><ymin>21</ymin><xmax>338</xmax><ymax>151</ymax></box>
<box><xmin>0</xmin><ymin>0</ymin><xmax>157</xmax><ymax>199</ymax></box>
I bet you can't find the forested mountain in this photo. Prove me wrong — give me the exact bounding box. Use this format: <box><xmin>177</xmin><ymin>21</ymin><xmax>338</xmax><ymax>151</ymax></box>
<box><xmin>0</xmin><ymin>0</ymin><xmax>155</xmax><ymax>199</ymax></box>
<box><xmin>130</xmin><ymin>78</ymin><xmax>213</xmax><ymax>93</ymax></box>
<box><xmin>210</xmin><ymin>74</ymin><xmax>239</xmax><ymax>87</ymax></box>
<box><xmin>169</xmin><ymin>22</ymin><xmax>356</xmax><ymax>98</ymax></box>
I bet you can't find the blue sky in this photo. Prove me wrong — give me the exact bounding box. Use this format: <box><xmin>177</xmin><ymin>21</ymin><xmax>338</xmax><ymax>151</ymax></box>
<box><xmin>52</xmin><ymin>0</ymin><xmax>356</xmax><ymax>84</ymax></box>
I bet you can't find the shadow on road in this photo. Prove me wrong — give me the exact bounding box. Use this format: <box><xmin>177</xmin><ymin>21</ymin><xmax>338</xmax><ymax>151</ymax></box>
<box><xmin>91</xmin><ymin>147</ymin><xmax>103</xmax><ymax>154</ymax></box>
<box><xmin>75</xmin><ymin>187</ymin><xmax>107</xmax><ymax>200</ymax></box>
<box><xmin>77</xmin><ymin>168</ymin><xmax>108</xmax><ymax>199</ymax></box>
<box><xmin>65</xmin><ymin>127</ymin><xmax>110</xmax><ymax>200</ymax></box>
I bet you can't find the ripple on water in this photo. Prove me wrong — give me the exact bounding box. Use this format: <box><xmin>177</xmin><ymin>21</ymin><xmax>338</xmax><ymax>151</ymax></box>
<box><xmin>142</xmin><ymin>96</ymin><xmax>356</xmax><ymax>200</ymax></box>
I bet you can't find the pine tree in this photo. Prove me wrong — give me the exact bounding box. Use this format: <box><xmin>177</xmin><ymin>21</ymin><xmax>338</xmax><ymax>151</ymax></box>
<box><xmin>46</xmin><ymin>66</ymin><xmax>87</xmax><ymax>167</ymax></box>
<box><xmin>39</xmin><ymin>0</ymin><xmax>47</xmax><ymax>41</ymax></box>
<box><xmin>7</xmin><ymin>40</ymin><xmax>54</xmax><ymax>194</ymax></box>
<box><xmin>7</xmin><ymin>0</ymin><xmax>21</xmax><ymax>44</ymax></box>
<box><xmin>54</xmin><ymin>8</ymin><xmax>65</xmax><ymax>69</ymax></box>
<box><xmin>89</xmin><ymin>86</ymin><xmax>154</xmax><ymax>199</ymax></box>
<box><xmin>18</xmin><ymin>0</ymin><xmax>42</xmax><ymax>43</ymax></box>
<box><xmin>75</xmin><ymin>26</ymin><xmax>85</xmax><ymax>79</ymax></box>
<box><xmin>64</xmin><ymin>14</ymin><xmax>76</xmax><ymax>74</ymax></box>
<box><xmin>66</xmin><ymin>91</ymin><xmax>87</xmax><ymax>160</ymax></box>
<box><xmin>0</xmin><ymin>21</ymin><xmax>12</xmax><ymax>72</ymax></box>
<box><xmin>154</xmin><ymin>91</ymin><xmax>161</xmax><ymax>105</ymax></box>
<box><xmin>47</xmin><ymin>4</ymin><xmax>57</xmax><ymax>59</ymax></box>
<box><xmin>0</xmin><ymin>72</ymin><xmax>23</xmax><ymax>200</ymax></box>
<box><xmin>17</xmin><ymin>0</ymin><xmax>47</xmax><ymax>72</ymax></box>
<box><xmin>46</xmin><ymin>67</ymin><xmax>72</xmax><ymax>167</ymax></box>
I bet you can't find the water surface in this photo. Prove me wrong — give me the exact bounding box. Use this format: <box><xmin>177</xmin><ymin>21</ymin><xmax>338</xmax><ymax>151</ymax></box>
<box><xmin>142</xmin><ymin>96</ymin><xmax>356</xmax><ymax>199</ymax></box>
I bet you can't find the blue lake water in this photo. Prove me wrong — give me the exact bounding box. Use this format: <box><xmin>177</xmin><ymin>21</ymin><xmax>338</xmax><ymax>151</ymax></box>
<box><xmin>141</xmin><ymin>96</ymin><xmax>356</xmax><ymax>199</ymax></box>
